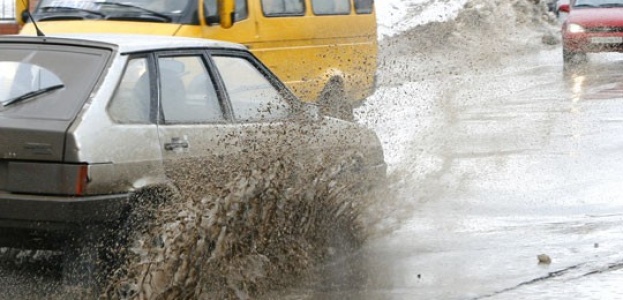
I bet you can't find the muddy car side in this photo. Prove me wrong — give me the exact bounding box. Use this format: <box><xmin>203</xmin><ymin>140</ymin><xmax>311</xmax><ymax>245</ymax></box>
<box><xmin>0</xmin><ymin>34</ymin><xmax>386</xmax><ymax>252</ymax></box>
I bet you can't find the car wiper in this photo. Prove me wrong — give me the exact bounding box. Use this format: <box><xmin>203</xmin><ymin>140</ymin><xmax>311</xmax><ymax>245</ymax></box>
<box><xmin>2</xmin><ymin>84</ymin><xmax>64</xmax><ymax>107</ymax></box>
<box><xmin>40</xmin><ymin>6</ymin><xmax>106</xmax><ymax>17</ymax></box>
<box><xmin>96</xmin><ymin>2</ymin><xmax>171</xmax><ymax>22</ymax></box>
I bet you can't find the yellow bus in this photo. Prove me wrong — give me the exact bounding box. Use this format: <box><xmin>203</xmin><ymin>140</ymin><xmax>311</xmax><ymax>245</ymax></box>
<box><xmin>15</xmin><ymin>0</ymin><xmax>377</xmax><ymax>120</ymax></box>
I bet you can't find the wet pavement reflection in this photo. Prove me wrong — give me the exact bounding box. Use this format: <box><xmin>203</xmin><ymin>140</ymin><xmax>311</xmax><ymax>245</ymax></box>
<box><xmin>4</xmin><ymin>15</ymin><xmax>623</xmax><ymax>300</ymax></box>
<box><xmin>267</xmin><ymin>50</ymin><xmax>623</xmax><ymax>299</ymax></box>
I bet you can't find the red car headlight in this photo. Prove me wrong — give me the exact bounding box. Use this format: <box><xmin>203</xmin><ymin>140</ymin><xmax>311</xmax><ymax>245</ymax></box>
<box><xmin>568</xmin><ymin>23</ymin><xmax>586</xmax><ymax>33</ymax></box>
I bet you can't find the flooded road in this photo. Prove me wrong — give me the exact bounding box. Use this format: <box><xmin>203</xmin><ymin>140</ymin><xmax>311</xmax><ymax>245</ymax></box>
<box><xmin>267</xmin><ymin>45</ymin><xmax>623</xmax><ymax>299</ymax></box>
<box><xmin>4</xmin><ymin>2</ymin><xmax>623</xmax><ymax>299</ymax></box>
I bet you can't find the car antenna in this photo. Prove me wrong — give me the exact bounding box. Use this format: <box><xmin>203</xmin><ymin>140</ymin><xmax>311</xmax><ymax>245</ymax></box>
<box><xmin>21</xmin><ymin>0</ymin><xmax>45</xmax><ymax>37</ymax></box>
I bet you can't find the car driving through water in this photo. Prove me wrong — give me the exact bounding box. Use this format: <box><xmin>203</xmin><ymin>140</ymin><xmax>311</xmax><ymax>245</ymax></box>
<box><xmin>560</xmin><ymin>0</ymin><xmax>623</xmax><ymax>64</ymax></box>
<box><xmin>0</xmin><ymin>33</ymin><xmax>386</xmax><ymax>296</ymax></box>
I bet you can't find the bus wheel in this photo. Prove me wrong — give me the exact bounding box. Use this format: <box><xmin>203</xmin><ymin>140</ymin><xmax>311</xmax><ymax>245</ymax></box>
<box><xmin>319</xmin><ymin>78</ymin><xmax>354</xmax><ymax>121</ymax></box>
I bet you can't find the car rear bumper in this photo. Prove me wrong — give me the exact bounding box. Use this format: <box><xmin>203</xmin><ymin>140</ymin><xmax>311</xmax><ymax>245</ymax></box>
<box><xmin>0</xmin><ymin>193</ymin><xmax>129</xmax><ymax>248</ymax></box>
<box><xmin>0</xmin><ymin>193</ymin><xmax>130</xmax><ymax>225</ymax></box>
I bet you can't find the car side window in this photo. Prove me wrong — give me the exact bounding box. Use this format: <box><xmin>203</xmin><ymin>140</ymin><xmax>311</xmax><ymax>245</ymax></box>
<box><xmin>213</xmin><ymin>55</ymin><xmax>291</xmax><ymax>122</ymax></box>
<box><xmin>108</xmin><ymin>57</ymin><xmax>151</xmax><ymax>124</ymax></box>
<box><xmin>158</xmin><ymin>55</ymin><xmax>224</xmax><ymax>124</ymax></box>
<box><xmin>311</xmin><ymin>0</ymin><xmax>351</xmax><ymax>15</ymax></box>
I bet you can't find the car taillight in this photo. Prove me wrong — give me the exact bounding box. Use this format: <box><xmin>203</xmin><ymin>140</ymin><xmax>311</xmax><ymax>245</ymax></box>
<box><xmin>6</xmin><ymin>162</ymin><xmax>90</xmax><ymax>196</ymax></box>
<box><xmin>75</xmin><ymin>164</ymin><xmax>89</xmax><ymax>196</ymax></box>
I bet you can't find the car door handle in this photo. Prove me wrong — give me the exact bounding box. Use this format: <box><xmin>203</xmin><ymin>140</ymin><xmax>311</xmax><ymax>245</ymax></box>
<box><xmin>164</xmin><ymin>138</ymin><xmax>189</xmax><ymax>151</ymax></box>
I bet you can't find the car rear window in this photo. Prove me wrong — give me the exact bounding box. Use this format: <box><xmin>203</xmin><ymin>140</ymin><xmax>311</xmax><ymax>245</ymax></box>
<box><xmin>0</xmin><ymin>44</ymin><xmax>111</xmax><ymax>121</ymax></box>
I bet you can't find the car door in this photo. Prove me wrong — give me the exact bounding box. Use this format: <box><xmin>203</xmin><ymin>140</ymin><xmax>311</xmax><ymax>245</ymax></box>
<box><xmin>154</xmin><ymin>51</ymin><xmax>243</xmax><ymax>197</ymax></box>
<box><xmin>209</xmin><ymin>50</ymin><xmax>331</xmax><ymax>179</ymax></box>
<box><xmin>210</xmin><ymin>49</ymin><xmax>384</xmax><ymax>188</ymax></box>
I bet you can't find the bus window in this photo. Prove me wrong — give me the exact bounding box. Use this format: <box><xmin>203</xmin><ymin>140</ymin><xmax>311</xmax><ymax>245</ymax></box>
<box><xmin>142</xmin><ymin>0</ymin><xmax>187</xmax><ymax>13</ymax></box>
<box><xmin>311</xmin><ymin>0</ymin><xmax>350</xmax><ymax>15</ymax></box>
<box><xmin>354</xmin><ymin>0</ymin><xmax>374</xmax><ymax>14</ymax></box>
<box><xmin>1</xmin><ymin>0</ymin><xmax>14</xmax><ymax>21</ymax></box>
<box><xmin>0</xmin><ymin>0</ymin><xmax>20</xmax><ymax>35</ymax></box>
<box><xmin>19</xmin><ymin>0</ymin><xmax>379</xmax><ymax>114</ymax></box>
<box><xmin>205</xmin><ymin>0</ymin><xmax>248</xmax><ymax>22</ymax></box>
<box><xmin>261</xmin><ymin>0</ymin><xmax>305</xmax><ymax>17</ymax></box>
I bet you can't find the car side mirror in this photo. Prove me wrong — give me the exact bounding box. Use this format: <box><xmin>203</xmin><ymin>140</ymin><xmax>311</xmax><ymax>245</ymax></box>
<box><xmin>559</xmin><ymin>4</ymin><xmax>570</xmax><ymax>13</ymax></box>
<box><xmin>15</xmin><ymin>0</ymin><xmax>30</xmax><ymax>25</ymax></box>
<box><xmin>21</xmin><ymin>10</ymin><xmax>29</xmax><ymax>22</ymax></box>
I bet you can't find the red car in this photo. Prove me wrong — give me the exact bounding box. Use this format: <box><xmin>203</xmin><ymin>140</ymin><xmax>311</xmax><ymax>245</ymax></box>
<box><xmin>560</xmin><ymin>0</ymin><xmax>623</xmax><ymax>63</ymax></box>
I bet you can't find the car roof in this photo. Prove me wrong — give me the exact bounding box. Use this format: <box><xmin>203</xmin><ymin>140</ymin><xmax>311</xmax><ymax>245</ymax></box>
<box><xmin>0</xmin><ymin>33</ymin><xmax>247</xmax><ymax>54</ymax></box>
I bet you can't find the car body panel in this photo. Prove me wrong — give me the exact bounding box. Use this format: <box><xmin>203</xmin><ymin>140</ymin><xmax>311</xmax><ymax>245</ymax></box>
<box><xmin>0</xmin><ymin>34</ymin><xmax>386</xmax><ymax>250</ymax></box>
<box><xmin>0</xmin><ymin>120</ymin><xmax>67</xmax><ymax>162</ymax></box>
<box><xmin>567</xmin><ymin>7</ymin><xmax>623</xmax><ymax>26</ymax></box>
<box><xmin>562</xmin><ymin>5</ymin><xmax>623</xmax><ymax>53</ymax></box>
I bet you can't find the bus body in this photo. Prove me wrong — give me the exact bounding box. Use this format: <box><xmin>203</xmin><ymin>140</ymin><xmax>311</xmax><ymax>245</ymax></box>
<box><xmin>17</xmin><ymin>0</ymin><xmax>377</xmax><ymax>105</ymax></box>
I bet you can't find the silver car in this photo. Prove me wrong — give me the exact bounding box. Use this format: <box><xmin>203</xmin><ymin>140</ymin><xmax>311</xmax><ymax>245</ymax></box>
<box><xmin>0</xmin><ymin>33</ymin><xmax>386</xmax><ymax>286</ymax></box>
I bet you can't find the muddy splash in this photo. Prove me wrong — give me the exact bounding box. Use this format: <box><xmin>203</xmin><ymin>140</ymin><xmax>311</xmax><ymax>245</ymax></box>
<box><xmin>1</xmin><ymin>1</ymin><xmax>561</xmax><ymax>299</ymax></box>
<box><xmin>0</xmin><ymin>113</ymin><xmax>387</xmax><ymax>300</ymax></box>
<box><xmin>376</xmin><ymin>0</ymin><xmax>559</xmax><ymax>88</ymax></box>
<box><xmin>98</xmin><ymin>1</ymin><xmax>557</xmax><ymax>298</ymax></box>
<box><xmin>99</xmin><ymin>150</ymin><xmax>385</xmax><ymax>299</ymax></box>
<box><xmin>356</xmin><ymin>0</ymin><xmax>561</xmax><ymax>234</ymax></box>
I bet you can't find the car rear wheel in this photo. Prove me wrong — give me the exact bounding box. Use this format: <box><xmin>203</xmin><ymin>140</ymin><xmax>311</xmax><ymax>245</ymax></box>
<box><xmin>101</xmin><ymin>186</ymin><xmax>180</xmax><ymax>299</ymax></box>
<box><xmin>61</xmin><ymin>192</ymin><xmax>152</xmax><ymax>295</ymax></box>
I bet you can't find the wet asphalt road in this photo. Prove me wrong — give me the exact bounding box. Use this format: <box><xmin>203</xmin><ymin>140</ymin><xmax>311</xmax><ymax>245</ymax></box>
<box><xmin>266</xmin><ymin>47</ymin><xmax>623</xmax><ymax>299</ymax></box>
<box><xmin>4</xmin><ymin>37</ymin><xmax>623</xmax><ymax>300</ymax></box>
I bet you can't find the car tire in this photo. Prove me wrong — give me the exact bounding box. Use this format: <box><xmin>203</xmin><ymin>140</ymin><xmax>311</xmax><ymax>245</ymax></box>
<box><xmin>101</xmin><ymin>186</ymin><xmax>181</xmax><ymax>299</ymax></box>
<box><xmin>61</xmin><ymin>188</ymin><xmax>172</xmax><ymax>296</ymax></box>
<box><xmin>318</xmin><ymin>77</ymin><xmax>354</xmax><ymax>121</ymax></box>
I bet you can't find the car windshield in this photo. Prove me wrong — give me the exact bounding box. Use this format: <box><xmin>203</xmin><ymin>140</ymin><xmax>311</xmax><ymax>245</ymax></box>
<box><xmin>36</xmin><ymin>0</ymin><xmax>191</xmax><ymax>15</ymax></box>
<box><xmin>0</xmin><ymin>63</ymin><xmax>64</xmax><ymax>107</ymax></box>
<box><xmin>0</xmin><ymin>45</ymin><xmax>111</xmax><ymax>120</ymax></box>
<box><xmin>574</xmin><ymin>0</ymin><xmax>623</xmax><ymax>7</ymax></box>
